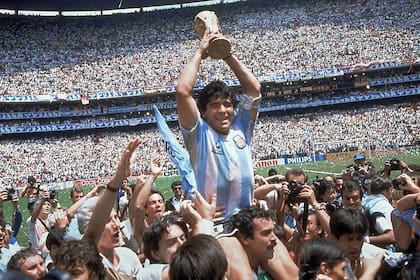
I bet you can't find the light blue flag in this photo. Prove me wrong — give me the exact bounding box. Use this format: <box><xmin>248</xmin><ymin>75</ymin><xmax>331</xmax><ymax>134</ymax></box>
<box><xmin>152</xmin><ymin>105</ymin><xmax>197</xmax><ymax>196</ymax></box>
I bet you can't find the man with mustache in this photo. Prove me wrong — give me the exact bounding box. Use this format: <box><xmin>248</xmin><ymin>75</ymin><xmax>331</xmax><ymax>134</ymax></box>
<box><xmin>231</xmin><ymin>206</ymin><xmax>278</xmax><ymax>279</ymax></box>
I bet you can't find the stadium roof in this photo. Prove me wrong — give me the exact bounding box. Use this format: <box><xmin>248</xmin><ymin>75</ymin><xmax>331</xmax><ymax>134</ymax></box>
<box><xmin>0</xmin><ymin>0</ymin><xmax>215</xmax><ymax>12</ymax></box>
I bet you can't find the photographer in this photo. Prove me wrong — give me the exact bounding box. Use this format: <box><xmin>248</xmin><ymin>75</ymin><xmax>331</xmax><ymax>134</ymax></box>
<box><xmin>27</xmin><ymin>189</ymin><xmax>67</xmax><ymax>254</ymax></box>
<box><xmin>381</xmin><ymin>158</ymin><xmax>414</xmax><ymax>178</ymax></box>
<box><xmin>352</xmin><ymin>153</ymin><xmax>376</xmax><ymax>193</ymax></box>
<box><xmin>392</xmin><ymin>178</ymin><xmax>420</xmax><ymax>252</ymax></box>
<box><xmin>21</xmin><ymin>176</ymin><xmax>41</xmax><ymax>214</ymax></box>
<box><xmin>363</xmin><ymin>176</ymin><xmax>396</xmax><ymax>249</ymax></box>
<box><xmin>0</xmin><ymin>189</ymin><xmax>22</xmax><ymax>245</ymax></box>
<box><xmin>0</xmin><ymin>219</ymin><xmax>22</xmax><ymax>273</ymax></box>
<box><xmin>271</xmin><ymin>168</ymin><xmax>331</xmax><ymax>261</ymax></box>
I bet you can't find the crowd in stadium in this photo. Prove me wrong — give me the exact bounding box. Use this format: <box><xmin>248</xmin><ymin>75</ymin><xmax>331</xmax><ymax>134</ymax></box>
<box><xmin>0</xmin><ymin>0</ymin><xmax>417</xmax><ymax>96</ymax></box>
<box><xmin>0</xmin><ymin>0</ymin><xmax>420</xmax><ymax>279</ymax></box>
<box><xmin>0</xmin><ymin>101</ymin><xmax>417</xmax><ymax>187</ymax></box>
<box><xmin>1</xmin><ymin>137</ymin><xmax>420</xmax><ymax>279</ymax></box>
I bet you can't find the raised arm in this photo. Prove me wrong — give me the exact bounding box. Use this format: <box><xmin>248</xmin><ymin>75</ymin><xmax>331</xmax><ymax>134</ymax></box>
<box><xmin>129</xmin><ymin>158</ymin><xmax>162</xmax><ymax>250</ymax></box>
<box><xmin>30</xmin><ymin>191</ymin><xmax>49</xmax><ymax>223</ymax></box>
<box><xmin>84</xmin><ymin>137</ymin><xmax>141</xmax><ymax>245</ymax></box>
<box><xmin>224</xmin><ymin>54</ymin><xmax>261</xmax><ymax>120</ymax></box>
<box><xmin>176</xmin><ymin>32</ymin><xmax>215</xmax><ymax>130</ymax></box>
<box><xmin>66</xmin><ymin>184</ymin><xmax>104</xmax><ymax>221</ymax></box>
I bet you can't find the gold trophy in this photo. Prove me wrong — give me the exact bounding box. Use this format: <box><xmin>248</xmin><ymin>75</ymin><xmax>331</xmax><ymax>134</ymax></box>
<box><xmin>194</xmin><ymin>10</ymin><xmax>231</xmax><ymax>59</ymax></box>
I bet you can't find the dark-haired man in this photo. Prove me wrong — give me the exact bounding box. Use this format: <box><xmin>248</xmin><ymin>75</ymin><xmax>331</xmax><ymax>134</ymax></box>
<box><xmin>7</xmin><ymin>248</ymin><xmax>47</xmax><ymax>279</ymax></box>
<box><xmin>231</xmin><ymin>206</ymin><xmax>278</xmax><ymax>279</ymax></box>
<box><xmin>165</xmin><ymin>181</ymin><xmax>185</xmax><ymax>212</ymax></box>
<box><xmin>330</xmin><ymin>207</ymin><xmax>384</xmax><ymax>280</ymax></box>
<box><xmin>176</xmin><ymin>31</ymin><xmax>297</xmax><ymax>279</ymax></box>
<box><xmin>54</xmin><ymin>239</ymin><xmax>106</xmax><ymax>280</ymax></box>
<box><xmin>21</xmin><ymin>176</ymin><xmax>40</xmax><ymax>214</ymax></box>
<box><xmin>363</xmin><ymin>176</ymin><xmax>395</xmax><ymax>249</ymax></box>
<box><xmin>176</xmin><ymin>31</ymin><xmax>261</xmax><ymax>219</ymax></box>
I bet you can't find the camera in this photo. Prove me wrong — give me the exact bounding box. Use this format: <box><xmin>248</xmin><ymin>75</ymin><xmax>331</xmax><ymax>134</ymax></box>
<box><xmin>376</xmin><ymin>252</ymin><xmax>412</xmax><ymax>279</ymax></box>
<box><xmin>389</xmin><ymin>158</ymin><xmax>401</xmax><ymax>170</ymax></box>
<box><xmin>391</xmin><ymin>179</ymin><xmax>406</xmax><ymax>190</ymax></box>
<box><xmin>286</xmin><ymin>181</ymin><xmax>305</xmax><ymax>205</ymax></box>
<box><xmin>49</xmin><ymin>190</ymin><xmax>57</xmax><ymax>201</ymax></box>
<box><xmin>353</xmin><ymin>164</ymin><xmax>361</xmax><ymax>172</ymax></box>
<box><xmin>6</xmin><ymin>188</ymin><xmax>15</xmax><ymax>200</ymax></box>
<box><xmin>325</xmin><ymin>200</ymin><xmax>343</xmax><ymax>215</ymax></box>
<box><xmin>312</xmin><ymin>178</ymin><xmax>322</xmax><ymax>188</ymax></box>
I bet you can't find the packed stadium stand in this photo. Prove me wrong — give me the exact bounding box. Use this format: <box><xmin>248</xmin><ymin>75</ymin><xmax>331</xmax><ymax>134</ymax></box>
<box><xmin>0</xmin><ymin>0</ymin><xmax>419</xmax><ymax>187</ymax></box>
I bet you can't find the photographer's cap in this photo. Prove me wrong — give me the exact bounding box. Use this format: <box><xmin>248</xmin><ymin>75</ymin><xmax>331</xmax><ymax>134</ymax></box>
<box><xmin>353</xmin><ymin>153</ymin><xmax>366</xmax><ymax>161</ymax></box>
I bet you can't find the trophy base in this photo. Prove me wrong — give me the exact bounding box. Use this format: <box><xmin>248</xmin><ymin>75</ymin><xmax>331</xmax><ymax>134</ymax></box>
<box><xmin>208</xmin><ymin>37</ymin><xmax>231</xmax><ymax>59</ymax></box>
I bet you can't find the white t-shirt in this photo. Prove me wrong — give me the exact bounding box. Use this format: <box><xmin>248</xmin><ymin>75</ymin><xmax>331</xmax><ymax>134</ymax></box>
<box><xmin>139</xmin><ymin>263</ymin><xmax>168</xmax><ymax>280</ymax></box>
<box><xmin>27</xmin><ymin>214</ymin><xmax>55</xmax><ymax>252</ymax></box>
<box><xmin>101</xmin><ymin>247</ymin><xmax>143</xmax><ymax>280</ymax></box>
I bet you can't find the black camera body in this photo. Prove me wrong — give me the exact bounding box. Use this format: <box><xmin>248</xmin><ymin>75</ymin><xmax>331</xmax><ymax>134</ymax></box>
<box><xmin>49</xmin><ymin>190</ymin><xmax>57</xmax><ymax>200</ymax></box>
<box><xmin>325</xmin><ymin>199</ymin><xmax>343</xmax><ymax>215</ymax></box>
<box><xmin>353</xmin><ymin>164</ymin><xmax>361</xmax><ymax>172</ymax></box>
<box><xmin>391</xmin><ymin>179</ymin><xmax>406</xmax><ymax>190</ymax></box>
<box><xmin>6</xmin><ymin>188</ymin><xmax>15</xmax><ymax>200</ymax></box>
<box><xmin>389</xmin><ymin>158</ymin><xmax>401</xmax><ymax>170</ymax></box>
<box><xmin>376</xmin><ymin>252</ymin><xmax>412</xmax><ymax>279</ymax></box>
<box><xmin>286</xmin><ymin>181</ymin><xmax>305</xmax><ymax>205</ymax></box>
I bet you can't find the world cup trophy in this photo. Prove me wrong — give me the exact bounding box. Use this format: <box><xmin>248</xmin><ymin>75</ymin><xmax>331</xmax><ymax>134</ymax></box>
<box><xmin>194</xmin><ymin>11</ymin><xmax>231</xmax><ymax>59</ymax></box>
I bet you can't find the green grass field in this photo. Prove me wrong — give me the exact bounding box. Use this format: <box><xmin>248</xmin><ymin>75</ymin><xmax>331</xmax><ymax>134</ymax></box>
<box><xmin>3</xmin><ymin>149</ymin><xmax>419</xmax><ymax>247</ymax></box>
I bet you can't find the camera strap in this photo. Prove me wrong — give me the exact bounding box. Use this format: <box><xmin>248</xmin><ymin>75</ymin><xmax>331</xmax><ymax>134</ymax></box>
<box><xmin>301</xmin><ymin>200</ymin><xmax>309</xmax><ymax>233</ymax></box>
<box><xmin>38</xmin><ymin>218</ymin><xmax>50</xmax><ymax>233</ymax></box>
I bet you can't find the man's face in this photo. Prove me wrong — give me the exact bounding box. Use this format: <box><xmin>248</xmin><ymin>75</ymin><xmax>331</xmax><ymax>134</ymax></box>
<box><xmin>172</xmin><ymin>184</ymin><xmax>183</xmax><ymax>199</ymax></box>
<box><xmin>335</xmin><ymin>233</ymin><xmax>364</xmax><ymax>262</ymax></box>
<box><xmin>0</xmin><ymin>225</ymin><xmax>10</xmax><ymax>248</ymax></box>
<box><xmin>145</xmin><ymin>193</ymin><xmax>165</xmax><ymax>221</ymax></box>
<box><xmin>335</xmin><ymin>179</ymin><xmax>344</xmax><ymax>192</ymax></box>
<box><xmin>304</xmin><ymin>214</ymin><xmax>323</xmax><ymax>241</ymax></box>
<box><xmin>321</xmin><ymin>187</ymin><xmax>337</xmax><ymax>203</ymax></box>
<box><xmin>98</xmin><ymin>209</ymin><xmax>121</xmax><ymax>250</ymax></box>
<box><xmin>243</xmin><ymin>218</ymin><xmax>277</xmax><ymax>262</ymax></box>
<box><xmin>153</xmin><ymin>224</ymin><xmax>186</xmax><ymax>264</ymax></box>
<box><xmin>354</xmin><ymin>158</ymin><xmax>366</xmax><ymax>166</ymax></box>
<box><xmin>342</xmin><ymin>189</ymin><xmax>362</xmax><ymax>210</ymax></box>
<box><xmin>287</xmin><ymin>174</ymin><xmax>305</xmax><ymax>184</ymax></box>
<box><xmin>40</xmin><ymin>201</ymin><xmax>51</xmax><ymax>216</ymax></box>
<box><xmin>58</xmin><ymin>264</ymin><xmax>94</xmax><ymax>280</ymax></box>
<box><xmin>19</xmin><ymin>254</ymin><xmax>47</xmax><ymax>280</ymax></box>
<box><xmin>71</xmin><ymin>191</ymin><xmax>84</xmax><ymax>204</ymax></box>
<box><xmin>202</xmin><ymin>96</ymin><xmax>234</xmax><ymax>135</ymax></box>
<box><xmin>327</xmin><ymin>260</ymin><xmax>348</xmax><ymax>280</ymax></box>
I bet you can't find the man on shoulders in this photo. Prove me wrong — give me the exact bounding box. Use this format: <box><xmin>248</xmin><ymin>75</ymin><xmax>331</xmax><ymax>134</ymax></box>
<box><xmin>176</xmin><ymin>30</ymin><xmax>261</xmax><ymax>218</ymax></box>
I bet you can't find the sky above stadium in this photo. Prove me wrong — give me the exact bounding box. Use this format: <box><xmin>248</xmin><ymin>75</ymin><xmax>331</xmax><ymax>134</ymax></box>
<box><xmin>0</xmin><ymin>0</ymin><xmax>244</xmax><ymax>16</ymax></box>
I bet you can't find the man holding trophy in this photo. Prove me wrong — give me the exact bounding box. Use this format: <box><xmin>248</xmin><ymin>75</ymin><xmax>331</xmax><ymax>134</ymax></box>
<box><xmin>176</xmin><ymin>10</ymin><xmax>298</xmax><ymax>280</ymax></box>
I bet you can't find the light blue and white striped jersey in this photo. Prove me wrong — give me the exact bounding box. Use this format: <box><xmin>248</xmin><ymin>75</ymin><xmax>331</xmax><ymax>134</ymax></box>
<box><xmin>181</xmin><ymin>106</ymin><xmax>256</xmax><ymax>218</ymax></box>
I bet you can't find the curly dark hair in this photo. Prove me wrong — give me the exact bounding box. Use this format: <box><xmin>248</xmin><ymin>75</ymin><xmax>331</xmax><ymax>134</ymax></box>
<box><xmin>169</xmin><ymin>234</ymin><xmax>227</xmax><ymax>280</ymax></box>
<box><xmin>230</xmin><ymin>206</ymin><xmax>275</xmax><ymax>239</ymax></box>
<box><xmin>197</xmin><ymin>80</ymin><xmax>237</xmax><ymax>114</ymax></box>
<box><xmin>54</xmin><ymin>239</ymin><xmax>105</xmax><ymax>280</ymax></box>
<box><xmin>7</xmin><ymin>248</ymin><xmax>43</xmax><ymax>272</ymax></box>
<box><xmin>330</xmin><ymin>207</ymin><xmax>368</xmax><ymax>239</ymax></box>
<box><xmin>299</xmin><ymin>238</ymin><xmax>346</xmax><ymax>280</ymax></box>
<box><xmin>142</xmin><ymin>212</ymin><xmax>188</xmax><ymax>263</ymax></box>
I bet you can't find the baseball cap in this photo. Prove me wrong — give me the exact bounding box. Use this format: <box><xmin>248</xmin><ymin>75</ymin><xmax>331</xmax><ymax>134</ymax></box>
<box><xmin>353</xmin><ymin>153</ymin><xmax>366</xmax><ymax>161</ymax></box>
